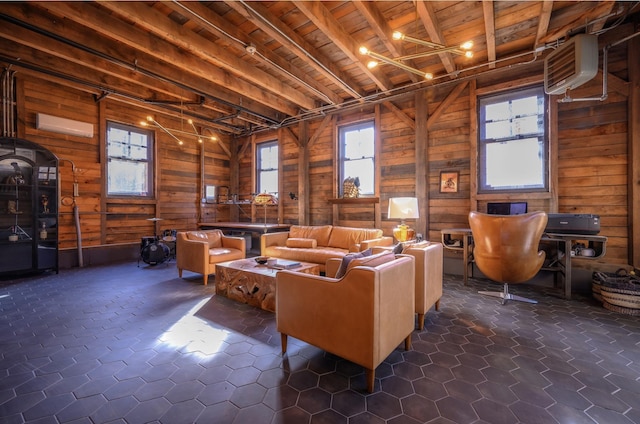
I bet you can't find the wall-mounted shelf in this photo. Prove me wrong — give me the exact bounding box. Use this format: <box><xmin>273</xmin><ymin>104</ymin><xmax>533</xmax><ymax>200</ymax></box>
<box><xmin>328</xmin><ymin>197</ymin><xmax>380</xmax><ymax>227</ymax></box>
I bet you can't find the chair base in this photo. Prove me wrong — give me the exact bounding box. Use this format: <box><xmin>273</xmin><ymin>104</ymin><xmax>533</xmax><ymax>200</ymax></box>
<box><xmin>479</xmin><ymin>283</ymin><xmax>537</xmax><ymax>305</ymax></box>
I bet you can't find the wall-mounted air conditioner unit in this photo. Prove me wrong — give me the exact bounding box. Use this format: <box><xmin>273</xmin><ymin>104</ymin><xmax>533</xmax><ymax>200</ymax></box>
<box><xmin>36</xmin><ymin>113</ymin><xmax>94</xmax><ymax>138</ymax></box>
<box><xmin>544</xmin><ymin>34</ymin><xmax>598</xmax><ymax>95</ymax></box>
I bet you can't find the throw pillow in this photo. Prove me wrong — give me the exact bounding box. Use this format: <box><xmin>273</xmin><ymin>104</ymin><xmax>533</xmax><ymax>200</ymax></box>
<box><xmin>346</xmin><ymin>251</ymin><xmax>395</xmax><ymax>273</ymax></box>
<box><xmin>392</xmin><ymin>243</ymin><xmax>404</xmax><ymax>255</ymax></box>
<box><xmin>335</xmin><ymin>248</ymin><xmax>372</xmax><ymax>279</ymax></box>
<box><xmin>286</xmin><ymin>238</ymin><xmax>318</xmax><ymax>248</ymax></box>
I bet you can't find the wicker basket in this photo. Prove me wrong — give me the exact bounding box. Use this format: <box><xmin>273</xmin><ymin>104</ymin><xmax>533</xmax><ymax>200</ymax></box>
<box><xmin>592</xmin><ymin>270</ymin><xmax>640</xmax><ymax>316</ymax></box>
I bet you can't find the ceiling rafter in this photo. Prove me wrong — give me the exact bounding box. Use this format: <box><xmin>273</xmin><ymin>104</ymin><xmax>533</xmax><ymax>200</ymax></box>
<box><xmin>352</xmin><ymin>0</ymin><xmax>419</xmax><ymax>83</ymax></box>
<box><xmin>97</xmin><ymin>2</ymin><xmax>315</xmax><ymax>111</ymax></box>
<box><xmin>293</xmin><ymin>1</ymin><xmax>392</xmax><ymax>92</ymax></box>
<box><xmin>38</xmin><ymin>1</ymin><xmax>298</xmax><ymax>121</ymax></box>
<box><xmin>415</xmin><ymin>1</ymin><xmax>459</xmax><ymax>75</ymax></box>
<box><xmin>224</xmin><ymin>0</ymin><xmax>365</xmax><ymax>101</ymax></box>
<box><xmin>166</xmin><ymin>1</ymin><xmax>342</xmax><ymax>106</ymax></box>
<box><xmin>482</xmin><ymin>1</ymin><xmax>497</xmax><ymax>69</ymax></box>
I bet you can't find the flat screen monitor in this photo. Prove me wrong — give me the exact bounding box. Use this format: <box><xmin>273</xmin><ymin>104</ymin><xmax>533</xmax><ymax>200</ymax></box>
<box><xmin>487</xmin><ymin>202</ymin><xmax>528</xmax><ymax>215</ymax></box>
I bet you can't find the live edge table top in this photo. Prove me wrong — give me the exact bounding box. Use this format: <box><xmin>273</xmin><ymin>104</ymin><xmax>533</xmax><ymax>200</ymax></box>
<box><xmin>214</xmin><ymin>258</ymin><xmax>320</xmax><ymax>312</ymax></box>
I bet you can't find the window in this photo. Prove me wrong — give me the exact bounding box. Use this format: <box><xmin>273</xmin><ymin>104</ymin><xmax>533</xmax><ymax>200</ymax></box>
<box><xmin>107</xmin><ymin>122</ymin><xmax>153</xmax><ymax>197</ymax></box>
<box><xmin>478</xmin><ymin>86</ymin><xmax>548</xmax><ymax>193</ymax></box>
<box><xmin>256</xmin><ymin>141</ymin><xmax>278</xmax><ymax>195</ymax></box>
<box><xmin>339</xmin><ymin>121</ymin><xmax>375</xmax><ymax>196</ymax></box>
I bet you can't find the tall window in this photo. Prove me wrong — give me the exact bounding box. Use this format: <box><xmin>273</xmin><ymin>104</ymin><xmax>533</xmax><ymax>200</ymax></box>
<box><xmin>107</xmin><ymin>122</ymin><xmax>153</xmax><ymax>197</ymax></box>
<box><xmin>478</xmin><ymin>86</ymin><xmax>548</xmax><ymax>193</ymax></box>
<box><xmin>257</xmin><ymin>141</ymin><xmax>278</xmax><ymax>195</ymax></box>
<box><xmin>339</xmin><ymin>120</ymin><xmax>375</xmax><ymax>196</ymax></box>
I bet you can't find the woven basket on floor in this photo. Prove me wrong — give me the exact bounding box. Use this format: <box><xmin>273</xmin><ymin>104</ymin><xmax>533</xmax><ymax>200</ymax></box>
<box><xmin>592</xmin><ymin>270</ymin><xmax>640</xmax><ymax>316</ymax></box>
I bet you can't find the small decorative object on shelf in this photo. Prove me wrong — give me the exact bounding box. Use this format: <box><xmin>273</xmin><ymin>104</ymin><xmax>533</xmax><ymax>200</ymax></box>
<box><xmin>41</xmin><ymin>194</ymin><xmax>49</xmax><ymax>213</ymax></box>
<box><xmin>342</xmin><ymin>176</ymin><xmax>360</xmax><ymax>198</ymax></box>
<box><xmin>40</xmin><ymin>222</ymin><xmax>47</xmax><ymax>240</ymax></box>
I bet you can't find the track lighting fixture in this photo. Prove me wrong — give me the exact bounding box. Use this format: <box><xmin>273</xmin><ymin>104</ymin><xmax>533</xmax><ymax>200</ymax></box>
<box><xmin>141</xmin><ymin>116</ymin><xmax>218</xmax><ymax>146</ymax></box>
<box><xmin>360</xmin><ymin>31</ymin><xmax>473</xmax><ymax>80</ymax></box>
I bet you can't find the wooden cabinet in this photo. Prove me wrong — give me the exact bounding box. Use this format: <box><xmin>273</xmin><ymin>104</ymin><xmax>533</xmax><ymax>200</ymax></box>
<box><xmin>0</xmin><ymin>137</ymin><xmax>58</xmax><ymax>275</ymax></box>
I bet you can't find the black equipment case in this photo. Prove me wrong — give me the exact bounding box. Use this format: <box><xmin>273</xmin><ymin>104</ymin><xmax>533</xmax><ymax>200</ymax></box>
<box><xmin>545</xmin><ymin>213</ymin><xmax>600</xmax><ymax>235</ymax></box>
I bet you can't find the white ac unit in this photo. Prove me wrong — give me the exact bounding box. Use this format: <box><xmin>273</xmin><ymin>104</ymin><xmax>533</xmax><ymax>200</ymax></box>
<box><xmin>544</xmin><ymin>34</ymin><xmax>598</xmax><ymax>95</ymax></box>
<box><xmin>36</xmin><ymin>113</ymin><xmax>94</xmax><ymax>138</ymax></box>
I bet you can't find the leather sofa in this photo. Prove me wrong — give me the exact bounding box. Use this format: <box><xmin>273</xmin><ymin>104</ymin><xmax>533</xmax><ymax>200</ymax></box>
<box><xmin>176</xmin><ymin>229</ymin><xmax>245</xmax><ymax>285</ymax></box>
<box><xmin>261</xmin><ymin>225</ymin><xmax>393</xmax><ymax>272</ymax></box>
<box><xmin>276</xmin><ymin>252</ymin><xmax>415</xmax><ymax>392</ymax></box>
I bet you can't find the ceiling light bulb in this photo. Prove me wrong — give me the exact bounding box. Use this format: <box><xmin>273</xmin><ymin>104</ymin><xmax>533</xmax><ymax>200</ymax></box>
<box><xmin>178</xmin><ymin>140</ymin><xmax>183</xmax><ymax>145</ymax></box>
<box><xmin>359</xmin><ymin>46</ymin><xmax>369</xmax><ymax>55</ymax></box>
<box><xmin>188</xmin><ymin>119</ymin><xmax>193</xmax><ymax>124</ymax></box>
<box><xmin>424</xmin><ymin>73</ymin><xmax>434</xmax><ymax>80</ymax></box>
<box><xmin>460</xmin><ymin>41</ymin><xmax>473</xmax><ymax>50</ymax></box>
<box><xmin>464</xmin><ymin>51</ymin><xmax>473</xmax><ymax>58</ymax></box>
<box><xmin>198</xmin><ymin>138</ymin><xmax>203</xmax><ymax>143</ymax></box>
<box><xmin>392</xmin><ymin>31</ymin><xmax>404</xmax><ymax>41</ymax></box>
<box><xmin>146</xmin><ymin>116</ymin><xmax>154</xmax><ymax>122</ymax></box>
<box><xmin>367</xmin><ymin>60</ymin><xmax>378</xmax><ymax>69</ymax></box>
<box><xmin>210</xmin><ymin>136</ymin><xmax>217</xmax><ymax>141</ymax></box>
<box><xmin>140</xmin><ymin>121</ymin><xmax>147</xmax><ymax>126</ymax></box>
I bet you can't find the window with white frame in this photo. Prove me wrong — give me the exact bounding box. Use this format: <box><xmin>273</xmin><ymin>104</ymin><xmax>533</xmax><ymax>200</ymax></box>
<box><xmin>256</xmin><ymin>140</ymin><xmax>278</xmax><ymax>196</ymax></box>
<box><xmin>478</xmin><ymin>86</ymin><xmax>548</xmax><ymax>193</ymax></box>
<box><xmin>339</xmin><ymin>120</ymin><xmax>375</xmax><ymax>196</ymax></box>
<box><xmin>107</xmin><ymin>121</ymin><xmax>153</xmax><ymax>197</ymax></box>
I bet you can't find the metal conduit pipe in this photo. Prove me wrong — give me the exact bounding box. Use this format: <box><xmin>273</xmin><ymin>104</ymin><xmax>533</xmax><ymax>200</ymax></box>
<box><xmin>59</xmin><ymin>158</ymin><xmax>83</xmax><ymax>268</ymax></box>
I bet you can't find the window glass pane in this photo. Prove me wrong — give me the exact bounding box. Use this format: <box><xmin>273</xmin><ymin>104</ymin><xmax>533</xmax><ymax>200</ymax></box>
<box><xmin>484</xmin><ymin>138</ymin><xmax>544</xmax><ymax>189</ymax></box>
<box><xmin>107</xmin><ymin>122</ymin><xmax>152</xmax><ymax>197</ymax></box>
<box><xmin>478</xmin><ymin>86</ymin><xmax>547</xmax><ymax>193</ymax></box>
<box><xmin>339</xmin><ymin>121</ymin><xmax>375</xmax><ymax>195</ymax></box>
<box><xmin>257</xmin><ymin>141</ymin><xmax>278</xmax><ymax>196</ymax></box>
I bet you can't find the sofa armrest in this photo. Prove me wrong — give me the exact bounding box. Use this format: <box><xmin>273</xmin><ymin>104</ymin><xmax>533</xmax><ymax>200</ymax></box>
<box><xmin>360</xmin><ymin>236</ymin><xmax>394</xmax><ymax>251</ymax></box>
<box><xmin>221</xmin><ymin>235</ymin><xmax>245</xmax><ymax>252</ymax></box>
<box><xmin>260</xmin><ymin>232</ymin><xmax>290</xmax><ymax>254</ymax></box>
<box><xmin>325</xmin><ymin>257</ymin><xmax>343</xmax><ymax>278</ymax></box>
<box><xmin>176</xmin><ymin>236</ymin><xmax>209</xmax><ymax>272</ymax></box>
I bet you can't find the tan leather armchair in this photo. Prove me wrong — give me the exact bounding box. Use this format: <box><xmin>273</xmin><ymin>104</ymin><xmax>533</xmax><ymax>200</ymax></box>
<box><xmin>176</xmin><ymin>230</ymin><xmax>245</xmax><ymax>285</ymax></box>
<box><xmin>276</xmin><ymin>253</ymin><xmax>415</xmax><ymax>393</ymax></box>
<box><xmin>468</xmin><ymin>211</ymin><xmax>548</xmax><ymax>304</ymax></box>
<box><xmin>403</xmin><ymin>243</ymin><xmax>443</xmax><ymax>330</ymax></box>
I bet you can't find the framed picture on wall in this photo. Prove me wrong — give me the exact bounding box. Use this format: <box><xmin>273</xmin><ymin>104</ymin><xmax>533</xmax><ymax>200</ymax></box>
<box><xmin>440</xmin><ymin>171</ymin><xmax>459</xmax><ymax>193</ymax></box>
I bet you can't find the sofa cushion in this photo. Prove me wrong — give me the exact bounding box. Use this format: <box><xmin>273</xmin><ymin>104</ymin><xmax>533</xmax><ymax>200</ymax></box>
<box><xmin>328</xmin><ymin>226</ymin><xmax>384</xmax><ymax>250</ymax></box>
<box><xmin>346</xmin><ymin>251</ymin><xmax>395</xmax><ymax>272</ymax></box>
<box><xmin>335</xmin><ymin>249</ymin><xmax>372</xmax><ymax>279</ymax></box>
<box><xmin>286</xmin><ymin>238</ymin><xmax>318</xmax><ymax>248</ymax></box>
<box><xmin>289</xmin><ymin>225</ymin><xmax>332</xmax><ymax>246</ymax></box>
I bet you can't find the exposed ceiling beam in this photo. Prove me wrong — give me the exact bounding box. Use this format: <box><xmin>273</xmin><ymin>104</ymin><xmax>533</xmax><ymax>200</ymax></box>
<box><xmin>534</xmin><ymin>1</ymin><xmax>554</xmax><ymax>53</ymax></box>
<box><xmin>352</xmin><ymin>0</ymin><xmax>419</xmax><ymax>83</ymax></box>
<box><xmin>482</xmin><ymin>1</ymin><xmax>496</xmax><ymax>69</ymax></box>
<box><xmin>225</xmin><ymin>0</ymin><xmax>365</xmax><ymax>100</ymax></box>
<box><xmin>166</xmin><ymin>1</ymin><xmax>342</xmax><ymax>106</ymax></box>
<box><xmin>97</xmin><ymin>2</ymin><xmax>315</xmax><ymax>111</ymax></box>
<box><xmin>415</xmin><ymin>1</ymin><xmax>458</xmax><ymax>75</ymax></box>
<box><xmin>293</xmin><ymin>1</ymin><xmax>393</xmax><ymax>92</ymax></box>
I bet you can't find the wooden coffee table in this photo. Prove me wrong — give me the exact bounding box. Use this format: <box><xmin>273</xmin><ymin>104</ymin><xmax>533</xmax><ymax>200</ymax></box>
<box><xmin>214</xmin><ymin>258</ymin><xmax>320</xmax><ymax>312</ymax></box>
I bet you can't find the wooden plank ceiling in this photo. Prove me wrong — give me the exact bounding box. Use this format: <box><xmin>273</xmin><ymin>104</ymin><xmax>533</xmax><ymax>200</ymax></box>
<box><xmin>0</xmin><ymin>1</ymin><xmax>637</xmax><ymax>138</ymax></box>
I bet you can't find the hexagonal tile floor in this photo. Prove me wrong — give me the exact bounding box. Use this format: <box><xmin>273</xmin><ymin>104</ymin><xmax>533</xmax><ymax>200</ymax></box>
<box><xmin>1</xmin><ymin>261</ymin><xmax>639</xmax><ymax>423</ymax></box>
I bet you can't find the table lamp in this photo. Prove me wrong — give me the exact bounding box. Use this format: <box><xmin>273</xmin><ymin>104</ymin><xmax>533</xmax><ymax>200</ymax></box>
<box><xmin>388</xmin><ymin>197</ymin><xmax>419</xmax><ymax>242</ymax></box>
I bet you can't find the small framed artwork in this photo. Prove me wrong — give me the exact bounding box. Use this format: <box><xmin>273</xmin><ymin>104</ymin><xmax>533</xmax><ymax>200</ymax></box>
<box><xmin>440</xmin><ymin>171</ymin><xmax>459</xmax><ymax>193</ymax></box>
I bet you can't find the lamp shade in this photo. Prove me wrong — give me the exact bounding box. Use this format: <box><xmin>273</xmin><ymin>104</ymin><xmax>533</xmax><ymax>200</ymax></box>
<box><xmin>388</xmin><ymin>197</ymin><xmax>419</xmax><ymax>220</ymax></box>
<box><xmin>253</xmin><ymin>193</ymin><xmax>278</xmax><ymax>205</ymax></box>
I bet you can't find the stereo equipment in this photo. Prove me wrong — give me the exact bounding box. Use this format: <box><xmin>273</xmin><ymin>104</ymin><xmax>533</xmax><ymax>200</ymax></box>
<box><xmin>545</xmin><ymin>213</ymin><xmax>600</xmax><ymax>235</ymax></box>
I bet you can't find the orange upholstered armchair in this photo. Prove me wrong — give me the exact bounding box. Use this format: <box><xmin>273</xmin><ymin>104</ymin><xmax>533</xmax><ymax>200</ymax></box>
<box><xmin>276</xmin><ymin>253</ymin><xmax>415</xmax><ymax>392</ymax></box>
<box><xmin>468</xmin><ymin>211</ymin><xmax>548</xmax><ymax>304</ymax></box>
<box><xmin>176</xmin><ymin>230</ymin><xmax>245</xmax><ymax>285</ymax></box>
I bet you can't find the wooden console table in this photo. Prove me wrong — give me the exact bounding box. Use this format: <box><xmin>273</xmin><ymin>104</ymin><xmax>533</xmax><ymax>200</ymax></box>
<box><xmin>441</xmin><ymin>228</ymin><xmax>607</xmax><ymax>299</ymax></box>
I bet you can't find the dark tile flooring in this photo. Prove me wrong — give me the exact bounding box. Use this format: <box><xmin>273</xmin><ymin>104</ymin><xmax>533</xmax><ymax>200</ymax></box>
<box><xmin>1</xmin><ymin>261</ymin><xmax>639</xmax><ymax>424</ymax></box>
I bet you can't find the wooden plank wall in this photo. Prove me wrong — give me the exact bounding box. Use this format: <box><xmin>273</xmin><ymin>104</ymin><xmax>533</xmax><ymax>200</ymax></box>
<box><xmin>18</xmin><ymin>74</ymin><xmax>232</xmax><ymax>252</ymax></box>
<box><xmin>9</xmin><ymin>28</ymin><xmax>634</xmax><ymax>269</ymax></box>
